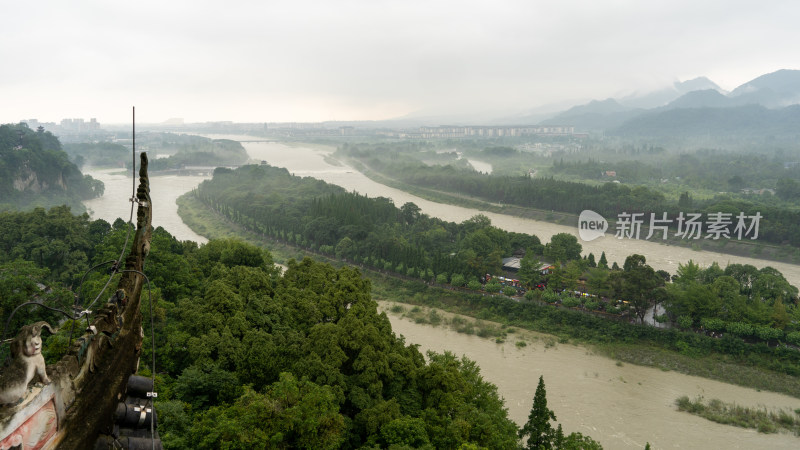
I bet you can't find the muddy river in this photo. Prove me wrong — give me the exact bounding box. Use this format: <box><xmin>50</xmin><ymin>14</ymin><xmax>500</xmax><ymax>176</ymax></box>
<box><xmin>380</xmin><ymin>302</ymin><xmax>799</xmax><ymax>449</ymax></box>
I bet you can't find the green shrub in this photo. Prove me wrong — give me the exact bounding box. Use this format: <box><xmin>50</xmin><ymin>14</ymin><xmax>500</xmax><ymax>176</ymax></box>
<box><xmin>754</xmin><ymin>325</ymin><xmax>783</xmax><ymax>341</ymax></box>
<box><xmin>542</xmin><ymin>289</ymin><xmax>560</xmax><ymax>304</ymax></box>
<box><xmin>485</xmin><ymin>282</ymin><xmax>502</xmax><ymax>293</ymax></box>
<box><xmin>562</xmin><ymin>297</ymin><xmax>580</xmax><ymax>308</ymax></box>
<box><xmin>726</xmin><ymin>321</ymin><xmax>754</xmax><ymax>337</ymax></box>
<box><xmin>786</xmin><ymin>331</ymin><xmax>800</xmax><ymax>346</ymax></box>
<box><xmin>700</xmin><ymin>317</ymin><xmax>726</xmax><ymax>331</ymax></box>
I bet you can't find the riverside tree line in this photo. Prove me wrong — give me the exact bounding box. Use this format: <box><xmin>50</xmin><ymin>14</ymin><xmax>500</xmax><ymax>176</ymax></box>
<box><xmin>338</xmin><ymin>143</ymin><xmax>800</xmax><ymax>248</ymax></box>
<box><xmin>192</xmin><ymin>164</ymin><xmax>800</xmax><ymax>349</ymax></box>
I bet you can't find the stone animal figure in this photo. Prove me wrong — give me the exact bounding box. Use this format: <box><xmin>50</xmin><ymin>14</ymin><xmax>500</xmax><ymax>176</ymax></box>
<box><xmin>0</xmin><ymin>321</ymin><xmax>55</xmax><ymax>405</ymax></box>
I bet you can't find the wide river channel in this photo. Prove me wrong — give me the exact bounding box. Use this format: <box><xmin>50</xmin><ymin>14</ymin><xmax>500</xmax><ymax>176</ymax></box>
<box><xmin>84</xmin><ymin>138</ymin><xmax>800</xmax><ymax>449</ymax></box>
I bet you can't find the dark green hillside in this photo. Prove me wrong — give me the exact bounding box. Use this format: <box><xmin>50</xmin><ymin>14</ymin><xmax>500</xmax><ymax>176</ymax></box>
<box><xmin>611</xmin><ymin>104</ymin><xmax>800</xmax><ymax>138</ymax></box>
<box><xmin>0</xmin><ymin>207</ymin><xmax>528</xmax><ymax>449</ymax></box>
<box><xmin>0</xmin><ymin>123</ymin><xmax>103</xmax><ymax>212</ymax></box>
<box><xmin>156</xmin><ymin>253</ymin><xmax>520</xmax><ymax>449</ymax></box>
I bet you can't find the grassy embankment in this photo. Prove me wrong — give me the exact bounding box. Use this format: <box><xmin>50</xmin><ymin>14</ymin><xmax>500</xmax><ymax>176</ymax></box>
<box><xmin>177</xmin><ymin>192</ymin><xmax>800</xmax><ymax>400</ymax></box>
<box><xmin>675</xmin><ymin>395</ymin><xmax>800</xmax><ymax>435</ymax></box>
<box><xmin>341</xmin><ymin>156</ymin><xmax>800</xmax><ymax>264</ymax></box>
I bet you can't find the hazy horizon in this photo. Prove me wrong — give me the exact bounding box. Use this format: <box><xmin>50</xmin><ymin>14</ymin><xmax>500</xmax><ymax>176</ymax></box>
<box><xmin>3</xmin><ymin>0</ymin><xmax>799</xmax><ymax>125</ymax></box>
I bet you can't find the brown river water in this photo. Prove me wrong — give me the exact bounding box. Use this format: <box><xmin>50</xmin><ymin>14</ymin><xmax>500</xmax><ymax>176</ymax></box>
<box><xmin>380</xmin><ymin>302</ymin><xmax>800</xmax><ymax>450</ymax></box>
<box><xmin>83</xmin><ymin>137</ymin><xmax>800</xmax><ymax>449</ymax></box>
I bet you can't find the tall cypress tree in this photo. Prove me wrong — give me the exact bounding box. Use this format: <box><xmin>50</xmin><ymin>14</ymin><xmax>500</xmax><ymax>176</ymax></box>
<box><xmin>519</xmin><ymin>375</ymin><xmax>556</xmax><ymax>450</ymax></box>
<box><xmin>598</xmin><ymin>251</ymin><xmax>608</xmax><ymax>269</ymax></box>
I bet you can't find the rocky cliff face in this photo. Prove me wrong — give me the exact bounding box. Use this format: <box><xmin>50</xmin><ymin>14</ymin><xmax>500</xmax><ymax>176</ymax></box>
<box><xmin>12</xmin><ymin>167</ymin><xmax>66</xmax><ymax>193</ymax></box>
<box><xmin>1</xmin><ymin>124</ymin><xmax>100</xmax><ymax>211</ymax></box>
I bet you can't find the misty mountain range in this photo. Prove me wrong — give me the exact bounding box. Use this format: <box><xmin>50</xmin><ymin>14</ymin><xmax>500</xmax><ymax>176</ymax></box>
<box><xmin>536</xmin><ymin>69</ymin><xmax>800</xmax><ymax>136</ymax></box>
<box><xmin>376</xmin><ymin>69</ymin><xmax>800</xmax><ymax>138</ymax></box>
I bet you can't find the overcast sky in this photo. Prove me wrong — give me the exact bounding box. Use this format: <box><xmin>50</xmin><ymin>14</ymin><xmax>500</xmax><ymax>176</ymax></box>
<box><xmin>2</xmin><ymin>0</ymin><xmax>798</xmax><ymax>124</ymax></box>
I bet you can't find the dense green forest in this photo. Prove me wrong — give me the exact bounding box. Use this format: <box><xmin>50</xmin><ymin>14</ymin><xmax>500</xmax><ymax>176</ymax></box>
<box><xmin>336</xmin><ymin>143</ymin><xmax>800</xmax><ymax>248</ymax></box>
<box><xmin>564</xmin><ymin>255</ymin><xmax>800</xmax><ymax>343</ymax></box>
<box><xmin>0</xmin><ymin>206</ymin><xmax>101</xmax><ymax>339</ymax></box>
<box><xmin>0</xmin><ymin>207</ymin><xmax>602</xmax><ymax>448</ymax></box>
<box><xmin>0</xmin><ymin>123</ymin><xmax>103</xmax><ymax>212</ymax></box>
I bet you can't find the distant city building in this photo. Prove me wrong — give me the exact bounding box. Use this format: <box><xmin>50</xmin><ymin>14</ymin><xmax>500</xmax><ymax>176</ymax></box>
<box><xmin>60</xmin><ymin>118</ymin><xmax>95</xmax><ymax>131</ymax></box>
<box><xmin>20</xmin><ymin>117</ymin><xmax>104</xmax><ymax>141</ymax></box>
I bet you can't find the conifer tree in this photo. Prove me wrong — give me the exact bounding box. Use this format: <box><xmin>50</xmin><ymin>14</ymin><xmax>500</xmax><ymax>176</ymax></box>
<box><xmin>598</xmin><ymin>251</ymin><xmax>608</xmax><ymax>269</ymax></box>
<box><xmin>520</xmin><ymin>375</ymin><xmax>556</xmax><ymax>450</ymax></box>
<box><xmin>554</xmin><ymin>424</ymin><xmax>565</xmax><ymax>448</ymax></box>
